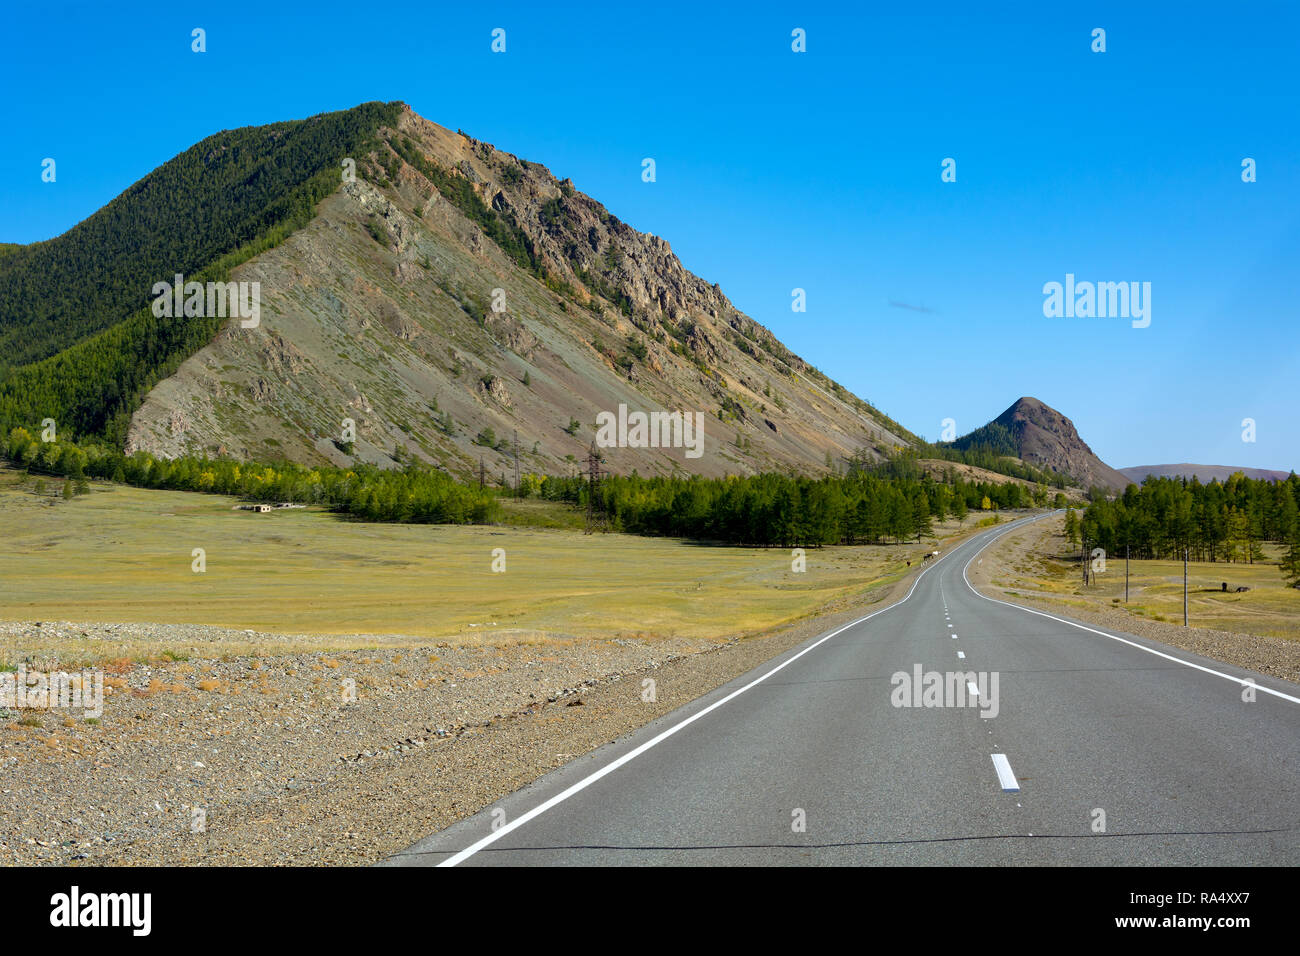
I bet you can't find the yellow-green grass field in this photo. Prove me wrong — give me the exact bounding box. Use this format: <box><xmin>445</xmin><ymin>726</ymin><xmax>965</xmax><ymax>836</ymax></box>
<box><xmin>0</xmin><ymin>466</ymin><xmax>972</xmax><ymax>659</ymax></box>
<box><xmin>990</xmin><ymin>517</ymin><xmax>1300</xmax><ymax>640</ymax></box>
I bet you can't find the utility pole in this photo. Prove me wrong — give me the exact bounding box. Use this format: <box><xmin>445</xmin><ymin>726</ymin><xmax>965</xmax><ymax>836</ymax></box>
<box><xmin>1125</xmin><ymin>542</ymin><xmax>1130</xmax><ymax>603</ymax></box>
<box><xmin>478</xmin><ymin>455</ymin><xmax>485</xmax><ymax>489</ymax></box>
<box><xmin>513</xmin><ymin>429</ymin><xmax>520</xmax><ymax>500</ymax></box>
<box><xmin>1082</xmin><ymin>535</ymin><xmax>1089</xmax><ymax>588</ymax></box>
<box><xmin>584</xmin><ymin>441</ymin><xmax>602</xmax><ymax>535</ymax></box>
<box><xmin>1183</xmin><ymin>546</ymin><xmax>1189</xmax><ymax>627</ymax></box>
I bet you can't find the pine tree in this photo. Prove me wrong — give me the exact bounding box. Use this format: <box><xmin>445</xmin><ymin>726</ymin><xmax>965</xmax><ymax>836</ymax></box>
<box><xmin>1064</xmin><ymin>509</ymin><xmax>1080</xmax><ymax>550</ymax></box>
<box><xmin>1282</xmin><ymin>531</ymin><xmax>1300</xmax><ymax>589</ymax></box>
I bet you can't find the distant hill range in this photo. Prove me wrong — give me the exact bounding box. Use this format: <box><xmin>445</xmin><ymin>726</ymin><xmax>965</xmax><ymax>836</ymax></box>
<box><xmin>1119</xmin><ymin>463</ymin><xmax>1294</xmax><ymax>485</ymax></box>
<box><xmin>947</xmin><ymin>396</ymin><xmax>1130</xmax><ymax>491</ymax></box>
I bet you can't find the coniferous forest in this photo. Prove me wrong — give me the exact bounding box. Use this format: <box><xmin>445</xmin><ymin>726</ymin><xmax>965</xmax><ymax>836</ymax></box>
<box><xmin>0</xmin><ymin>102</ymin><xmax>402</xmax><ymax>445</ymax></box>
<box><xmin>3</xmin><ymin>423</ymin><xmax>1046</xmax><ymax>546</ymax></box>
<box><xmin>1080</xmin><ymin>473</ymin><xmax>1300</xmax><ymax>566</ymax></box>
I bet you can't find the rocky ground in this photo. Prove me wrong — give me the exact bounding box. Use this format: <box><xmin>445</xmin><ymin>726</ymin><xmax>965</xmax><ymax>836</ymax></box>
<box><xmin>0</xmin><ymin>581</ymin><xmax>909</xmax><ymax>866</ymax></box>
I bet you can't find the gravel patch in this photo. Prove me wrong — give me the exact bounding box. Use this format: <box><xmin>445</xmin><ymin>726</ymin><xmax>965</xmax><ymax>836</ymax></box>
<box><xmin>0</xmin><ymin>573</ymin><xmax>915</xmax><ymax>866</ymax></box>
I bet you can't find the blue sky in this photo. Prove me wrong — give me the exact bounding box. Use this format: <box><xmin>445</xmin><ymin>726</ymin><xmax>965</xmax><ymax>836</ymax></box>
<box><xmin>3</xmin><ymin>2</ymin><xmax>1296</xmax><ymax>471</ymax></box>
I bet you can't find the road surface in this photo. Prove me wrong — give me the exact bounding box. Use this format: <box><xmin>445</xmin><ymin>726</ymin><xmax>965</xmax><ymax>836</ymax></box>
<box><xmin>386</xmin><ymin>514</ymin><xmax>1300</xmax><ymax>866</ymax></box>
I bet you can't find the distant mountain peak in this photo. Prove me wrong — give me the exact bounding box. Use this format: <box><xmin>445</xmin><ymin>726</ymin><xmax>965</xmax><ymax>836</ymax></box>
<box><xmin>954</xmin><ymin>397</ymin><xmax>1129</xmax><ymax>491</ymax></box>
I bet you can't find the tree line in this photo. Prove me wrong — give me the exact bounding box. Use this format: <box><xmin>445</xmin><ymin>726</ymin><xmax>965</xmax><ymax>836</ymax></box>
<box><xmin>1079</xmin><ymin>473</ymin><xmax>1300</xmax><ymax>585</ymax></box>
<box><xmin>3</xmin><ymin>425</ymin><xmax>1049</xmax><ymax>544</ymax></box>
<box><xmin>534</xmin><ymin>465</ymin><xmax>1040</xmax><ymax>547</ymax></box>
<box><xmin>3</xmin><ymin>428</ymin><xmax>499</xmax><ymax>525</ymax></box>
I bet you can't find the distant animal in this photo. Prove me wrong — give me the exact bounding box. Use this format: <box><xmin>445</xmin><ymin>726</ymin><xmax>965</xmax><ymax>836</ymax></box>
<box><xmin>921</xmin><ymin>550</ymin><xmax>940</xmax><ymax>564</ymax></box>
<box><xmin>1235</xmin><ymin>586</ymin><xmax>1251</xmax><ymax>593</ymax></box>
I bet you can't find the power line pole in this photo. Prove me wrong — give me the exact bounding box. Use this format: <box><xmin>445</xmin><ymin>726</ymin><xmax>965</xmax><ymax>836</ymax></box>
<box><xmin>1183</xmin><ymin>546</ymin><xmax>1189</xmax><ymax>627</ymax></box>
<box><xmin>585</xmin><ymin>441</ymin><xmax>602</xmax><ymax>535</ymax></box>
<box><xmin>478</xmin><ymin>455</ymin><xmax>485</xmax><ymax>489</ymax></box>
<box><xmin>513</xmin><ymin>429</ymin><xmax>520</xmax><ymax>500</ymax></box>
<box><xmin>1125</xmin><ymin>542</ymin><xmax>1130</xmax><ymax>603</ymax></box>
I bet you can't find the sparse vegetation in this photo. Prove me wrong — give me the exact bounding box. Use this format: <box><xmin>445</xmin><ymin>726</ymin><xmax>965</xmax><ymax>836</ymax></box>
<box><xmin>365</xmin><ymin>216</ymin><xmax>389</xmax><ymax>246</ymax></box>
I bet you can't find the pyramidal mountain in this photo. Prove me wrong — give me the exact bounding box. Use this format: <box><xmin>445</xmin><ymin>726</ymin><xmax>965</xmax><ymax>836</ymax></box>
<box><xmin>18</xmin><ymin>101</ymin><xmax>917</xmax><ymax>480</ymax></box>
<box><xmin>951</xmin><ymin>397</ymin><xmax>1131</xmax><ymax>492</ymax></box>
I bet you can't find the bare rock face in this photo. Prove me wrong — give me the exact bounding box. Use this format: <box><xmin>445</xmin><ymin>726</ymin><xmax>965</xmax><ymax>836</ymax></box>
<box><xmin>393</xmin><ymin>256</ymin><xmax>422</xmax><ymax>284</ymax></box>
<box><xmin>993</xmin><ymin>397</ymin><xmax>1130</xmax><ymax>491</ymax></box>
<box><xmin>249</xmin><ymin>378</ymin><xmax>273</xmax><ymax>403</ymax></box>
<box><xmin>344</xmin><ymin>387</ymin><xmax>373</xmax><ymax>415</ymax></box>
<box><xmin>484</xmin><ymin>312</ymin><xmax>538</xmax><ymax>360</ymax></box>
<box><xmin>477</xmin><ymin>375</ymin><xmax>512</xmax><ymax>408</ymax></box>
<box><xmin>259</xmin><ymin>331</ymin><xmax>307</xmax><ymax>377</ymax></box>
<box><xmin>167</xmin><ymin>409</ymin><xmax>187</xmax><ymax>436</ymax></box>
<box><xmin>378</xmin><ymin>302</ymin><xmax>420</xmax><ymax>342</ymax></box>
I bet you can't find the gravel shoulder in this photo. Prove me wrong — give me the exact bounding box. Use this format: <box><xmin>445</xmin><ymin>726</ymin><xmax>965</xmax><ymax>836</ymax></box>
<box><xmin>968</xmin><ymin>517</ymin><xmax>1300</xmax><ymax>685</ymax></box>
<box><xmin>1</xmin><ymin>553</ymin><xmax>938</xmax><ymax>866</ymax></box>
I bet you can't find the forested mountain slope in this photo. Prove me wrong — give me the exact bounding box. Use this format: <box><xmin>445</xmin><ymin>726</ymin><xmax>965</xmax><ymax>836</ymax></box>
<box><xmin>106</xmin><ymin>103</ymin><xmax>917</xmax><ymax>479</ymax></box>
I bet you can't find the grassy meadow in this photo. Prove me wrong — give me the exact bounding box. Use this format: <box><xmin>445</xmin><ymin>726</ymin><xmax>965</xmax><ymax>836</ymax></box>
<box><xmin>990</xmin><ymin>516</ymin><xmax>1300</xmax><ymax>640</ymax></box>
<box><xmin>0</xmin><ymin>466</ymin><xmax>976</xmax><ymax>660</ymax></box>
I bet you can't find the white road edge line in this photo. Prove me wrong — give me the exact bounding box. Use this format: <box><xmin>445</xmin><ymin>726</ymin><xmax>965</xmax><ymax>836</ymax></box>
<box><xmin>962</xmin><ymin>514</ymin><xmax>1300</xmax><ymax>706</ymax></box>
<box><xmin>991</xmin><ymin>753</ymin><xmax>1020</xmax><ymax>791</ymax></box>
<box><xmin>436</xmin><ymin>517</ymin><xmax>1032</xmax><ymax>866</ymax></box>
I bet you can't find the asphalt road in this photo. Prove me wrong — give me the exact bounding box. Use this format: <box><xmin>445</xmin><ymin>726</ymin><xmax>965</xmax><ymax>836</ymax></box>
<box><xmin>386</xmin><ymin>513</ymin><xmax>1300</xmax><ymax>866</ymax></box>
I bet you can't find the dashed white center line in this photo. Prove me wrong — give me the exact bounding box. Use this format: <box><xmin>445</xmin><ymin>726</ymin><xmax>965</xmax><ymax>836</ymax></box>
<box><xmin>967</xmin><ymin>681</ymin><xmax>980</xmax><ymax>698</ymax></box>
<box><xmin>951</xmin><ymin>634</ymin><xmax>958</xmax><ymax>639</ymax></box>
<box><xmin>957</xmin><ymin>651</ymin><xmax>966</xmax><ymax>659</ymax></box>
<box><xmin>991</xmin><ymin>753</ymin><xmax>1020</xmax><ymax>792</ymax></box>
